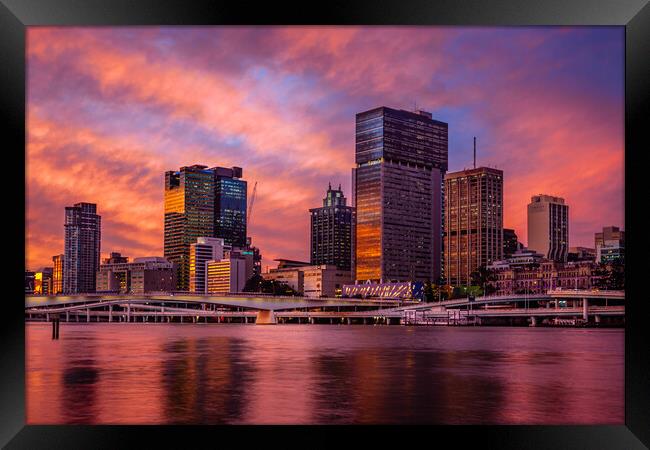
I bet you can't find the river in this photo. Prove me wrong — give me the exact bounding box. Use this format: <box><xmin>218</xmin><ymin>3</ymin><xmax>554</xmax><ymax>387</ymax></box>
<box><xmin>25</xmin><ymin>323</ymin><xmax>624</xmax><ymax>424</ymax></box>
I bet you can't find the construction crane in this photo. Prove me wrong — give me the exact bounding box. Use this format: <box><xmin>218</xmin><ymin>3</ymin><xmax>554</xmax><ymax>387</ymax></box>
<box><xmin>247</xmin><ymin>181</ymin><xmax>258</xmax><ymax>227</ymax></box>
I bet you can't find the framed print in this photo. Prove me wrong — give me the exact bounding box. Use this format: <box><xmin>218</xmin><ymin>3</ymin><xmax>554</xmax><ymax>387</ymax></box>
<box><xmin>2</xmin><ymin>0</ymin><xmax>649</xmax><ymax>448</ymax></box>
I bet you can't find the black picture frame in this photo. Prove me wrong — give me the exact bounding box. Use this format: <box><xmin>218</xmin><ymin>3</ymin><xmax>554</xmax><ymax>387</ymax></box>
<box><xmin>2</xmin><ymin>0</ymin><xmax>648</xmax><ymax>448</ymax></box>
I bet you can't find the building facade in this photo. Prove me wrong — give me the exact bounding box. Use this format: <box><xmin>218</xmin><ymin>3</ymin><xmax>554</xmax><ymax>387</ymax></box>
<box><xmin>96</xmin><ymin>255</ymin><xmax>176</xmax><ymax>294</ymax></box>
<box><xmin>595</xmin><ymin>226</ymin><xmax>625</xmax><ymax>264</ymax></box>
<box><xmin>213</xmin><ymin>166</ymin><xmax>247</xmax><ymax>248</ymax></box>
<box><xmin>63</xmin><ymin>202</ymin><xmax>101</xmax><ymax>294</ymax></box>
<box><xmin>34</xmin><ymin>268</ymin><xmax>53</xmax><ymax>295</ymax></box>
<box><xmin>503</xmin><ymin>228</ymin><xmax>519</xmax><ymax>258</ymax></box>
<box><xmin>310</xmin><ymin>184</ymin><xmax>355</xmax><ymax>271</ymax></box>
<box><xmin>489</xmin><ymin>258</ymin><xmax>599</xmax><ymax>296</ymax></box>
<box><xmin>568</xmin><ymin>246</ymin><xmax>596</xmax><ymax>262</ymax></box>
<box><xmin>301</xmin><ymin>265</ymin><xmax>351</xmax><ymax>297</ymax></box>
<box><xmin>25</xmin><ymin>271</ymin><xmax>35</xmax><ymax>294</ymax></box>
<box><xmin>353</xmin><ymin>106</ymin><xmax>448</xmax><ymax>284</ymax></box>
<box><xmin>444</xmin><ymin>167</ymin><xmax>503</xmax><ymax>286</ymax></box>
<box><xmin>189</xmin><ymin>237</ymin><xmax>225</xmax><ymax>293</ymax></box>
<box><xmin>527</xmin><ymin>194</ymin><xmax>569</xmax><ymax>262</ymax></box>
<box><xmin>52</xmin><ymin>254</ymin><xmax>64</xmax><ymax>295</ymax></box>
<box><xmin>264</xmin><ymin>264</ymin><xmax>351</xmax><ymax>297</ymax></box>
<box><xmin>206</xmin><ymin>257</ymin><xmax>248</xmax><ymax>294</ymax></box>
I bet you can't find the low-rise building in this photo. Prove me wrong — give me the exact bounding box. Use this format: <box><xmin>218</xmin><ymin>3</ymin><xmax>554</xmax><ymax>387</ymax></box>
<box><xmin>488</xmin><ymin>254</ymin><xmax>600</xmax><ymax>296</ymax></box>
<box><xmin>263</xmin><ymin>263</ymin><xmax>352</xmax><ymax>297</ymax></box>
<box><xmin>595</xmin><ymin>226</ymin><xmax>625</xmax><ymax>264</ymax></box>
<box><xmin>206</xmin><ymin>257</ymin><xmax>248</xmax><ymax>294</ymax></box>
<box><xmin>568</xmin><ymin>246</ymin><xmax>596</xmax><ymax>262</ymax></box>
<box><xmin>302</xmin><ymin>265</ymin><xmax>351</xmax><ymax>298</ymax></box>
<box><xmin>263</xmin><ymin>267</ymin><xmax>304</xmax><ymax>293</ymax></box>
<box><xmin>34</xmin><ymin>268</ymin><xmax>54</xmax><ymax>295</ymax></box>
<box><xmin>96</xmin><ymin>254</ymin><xmax>176</xmax><ymax>294</ymax></box>
<box><xmin>189</xmin><ymin>237</ymin><xmax>225</xmax><ymax>293</ymax></box>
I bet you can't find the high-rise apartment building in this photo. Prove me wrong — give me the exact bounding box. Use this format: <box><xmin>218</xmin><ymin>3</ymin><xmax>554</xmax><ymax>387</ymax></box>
<box><xmin>189</xmin><ymin>237</ymin><xmax>225</xmax><ymax>293</ymax></box>
<box><xmin>310</xmin><ymin>184</ymin><xmax>355</xmax><ymax>271</ymax></box>
<box><xmin>527</xmin><ymin>194</ymin><xmax>569</xmax><ymax>262</ymax></box>
<box><xmin>164</xmin><ymin>165</ymin><xmax>246</xmax><ymax>290</ymax></box>
<box><xmin>52</xmin><ymin>254</ymin><xmax>64</xmax><ymax>295</ymax></box>
<box><xmin>444</xmin><ymin>167</ymin><xmax>503</xmax><ymax>286</ymax></box>
<box><xmin>353</xmin><ymin>106</ymin><xmax>448</xmax><ymax>283</ymax></box>
<box><xmin>63</xmin><ymin>202</ymin><xmax>101</xmax><ymax>294</ymax></box>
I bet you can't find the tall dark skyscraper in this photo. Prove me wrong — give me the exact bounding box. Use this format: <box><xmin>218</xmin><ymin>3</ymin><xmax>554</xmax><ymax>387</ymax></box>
<box><xmin>310</xmin><ymin>184</ymin><xmax>355</xmax><ymax>271</ymax></box>
<box><xmin>213</xmin><ymin>166</ymin><xmax>247</xmax><ymax>248</ymax></box>
<box><xmin>63</xmin><ymin>202</ymin><xmax>101</xmax><ymax>294</ymax></box>
<box><xmin>503</xmin><ymin>228</ymin><xmax>519</xmax><ymax>258</ymax></box>
<box><xmin>164</xmin><ymin>165</ymin><xmax>247</xmax><ymax>290</ymax></box>
<box><xmin>353</xmin><ymin>106</ymin><xmax>448</xmax><ymax>283</ymax></box>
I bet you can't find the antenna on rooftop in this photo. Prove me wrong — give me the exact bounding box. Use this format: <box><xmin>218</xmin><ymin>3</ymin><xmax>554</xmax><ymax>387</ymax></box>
<box><xmin>473</xmin><ymin>137</ymin><xmax>477</xmax><ymax>169</ymax></box>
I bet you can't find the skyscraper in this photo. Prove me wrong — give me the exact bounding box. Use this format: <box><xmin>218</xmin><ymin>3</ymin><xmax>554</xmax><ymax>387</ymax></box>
<box><xmin>444</xmin><ymin>167</ymin><xmax>503</xmax><ymax>286</ymax></box>
<box><xmin>164</xmin><ymin>165</ymin><xmax>247</xmax><ymax>290</ymax></box>
<box><xmin>310</xmin><ymin>183</ymin><xmax>355</xmax><ymax>271</ymax></box>
<box><xmin>213</xmin><ymin>166</ymin><xmax>247</xmax><ymax>248</ymax></box>
<box><xmin>353</xmin><ymin>106</ymin><xmax>448</xmax><ymax>283</ymax></box>
<box><xmin>164</xmin><ymin>165</ymin><xmax>215</xmax><ymax>290</ymax></box>
<box><xmin>189</xmin><ymin>237</ymin><xmax>225</xmax><ymax>293</ymax></box>
<box><xmin>63</xmin><ymin>202</ymin><xmax>101</xmax><ymax>294</ymax></box>
<box><xmin>527</xmin><ymin>194</ymin><xmax>569</xmax><ymax>262</ymax></box>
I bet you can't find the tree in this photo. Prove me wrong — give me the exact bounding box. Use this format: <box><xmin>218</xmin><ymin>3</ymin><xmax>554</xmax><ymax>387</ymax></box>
<box><xmin>470</xmin><ymin>266</ymin><xmax>498</xmax><ymax>296</ymax></box>
<box><xmin>593</xmin><ymin>261</ymin><xmax>624</xmax><ymax>290</ymax></box>
<box><xmin>423</xmin><ymin>281</ymin><xmax>435</xmax><ymax>302</ymax></box>
<box><xmin>243</xmin><ymin>274</ymin><xmax>301</xmax><ymax>296</ymax></box>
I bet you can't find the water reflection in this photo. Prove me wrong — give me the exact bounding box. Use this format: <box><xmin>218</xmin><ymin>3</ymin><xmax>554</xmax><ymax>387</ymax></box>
<box><xmin>161</xmin><ymin>337</ymin><xmax>256</xmax><ymax>423</ymax></box>
<box><xmin>25</xmin><ymin>324</ymin><xmax>624</xmax><ymax>424</ymax></box>
<box><xmin>61</xmin><ymin>335</ymin><xmax>99</xmax><ymax>424</ymax></box>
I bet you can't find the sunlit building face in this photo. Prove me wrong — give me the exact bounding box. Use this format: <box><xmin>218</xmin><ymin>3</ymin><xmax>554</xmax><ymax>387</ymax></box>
<box><xmin>164</xmin><ymin>165</ymin><xmax>247</xmax><ymax>291</ymax></box>
<box><xmin>353</xmin><ymin>107</ymin><xmax>448</xmax><ymax>283</ymax></box>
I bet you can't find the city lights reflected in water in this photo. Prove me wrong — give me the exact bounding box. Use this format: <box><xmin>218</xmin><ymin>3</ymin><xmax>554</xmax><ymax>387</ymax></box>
<box><xmin>26</xmin><ymin>323</ymin><xmax>623</xmax><ymax>424</ymax></box>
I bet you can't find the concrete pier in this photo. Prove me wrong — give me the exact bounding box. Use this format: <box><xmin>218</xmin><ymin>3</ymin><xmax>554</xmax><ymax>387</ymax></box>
<box><xmin>256</xmin><ymin>310</ymin><xmax>277</xmax><ymax>325</ymax></box>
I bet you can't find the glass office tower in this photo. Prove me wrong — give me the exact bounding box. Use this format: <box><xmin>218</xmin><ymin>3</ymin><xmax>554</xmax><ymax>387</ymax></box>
<box><xmin>164</xmin><ymin>165</ymin><xmax>247</xmax><ymax>290</ymax></box>
<box><xmin>63</xmin><ymin>202</ymin><xmax>101</xmax><ymax>294</ymax></box>
<box><xmin>212</xmin><ymin>166</ymin><xmax>247</xmax><ymax>248</ymax></box>
<box><xmin>353</xmin><ymin>106</ymin><xmax>448</xmax><ymax>283</ymax></box>
<box><xmin>164</xmin><ymin>165</ymin><xmax>216</xmax><ymax>291</ymax></box>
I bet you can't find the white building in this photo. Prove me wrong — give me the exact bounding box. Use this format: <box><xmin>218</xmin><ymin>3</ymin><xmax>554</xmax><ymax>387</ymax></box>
<box><xmin>189</xmin><ymin>237</ymin><xmax>225</xmax><ymax>293</ymax></box>
<box><xmin>527</xmin><ymin>194</ymin><xmax>569</xmax><ymax>262</ymax></box>
<box><xmin>264</xmin><ymin>264</ymin><xmax>351</xmax><ymax>297</ymax></box>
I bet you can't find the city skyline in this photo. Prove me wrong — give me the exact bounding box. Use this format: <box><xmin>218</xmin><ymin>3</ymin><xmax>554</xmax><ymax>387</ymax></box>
<box><xmin>26</xmin><ymin>26</ymin><xmax>624</xmax><ymax>271</ymax></box>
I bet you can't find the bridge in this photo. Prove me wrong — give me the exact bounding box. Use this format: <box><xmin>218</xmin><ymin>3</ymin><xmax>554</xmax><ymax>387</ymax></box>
<box><xmin>25</xmin><ymin>294</ymin><xmax>409</xmax><ymax>325</ymax></box>
<box><xmin>25</xmin><ymin>289</ymin><xmax>624</xmax><ymax>327</ymax></box>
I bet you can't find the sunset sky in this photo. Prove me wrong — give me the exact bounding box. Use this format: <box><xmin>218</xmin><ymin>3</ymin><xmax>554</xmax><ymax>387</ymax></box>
<box><xmin>26</xmin><ymin>26</ymin><xmax>624</xmax><ymax>272</ymax></box>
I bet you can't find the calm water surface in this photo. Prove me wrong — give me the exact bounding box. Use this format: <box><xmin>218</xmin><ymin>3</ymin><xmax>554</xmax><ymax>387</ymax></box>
<box><xmin>26</xmin><ymin>323</ymin><xmax>623</xmax><ymax>424</ymax></box>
